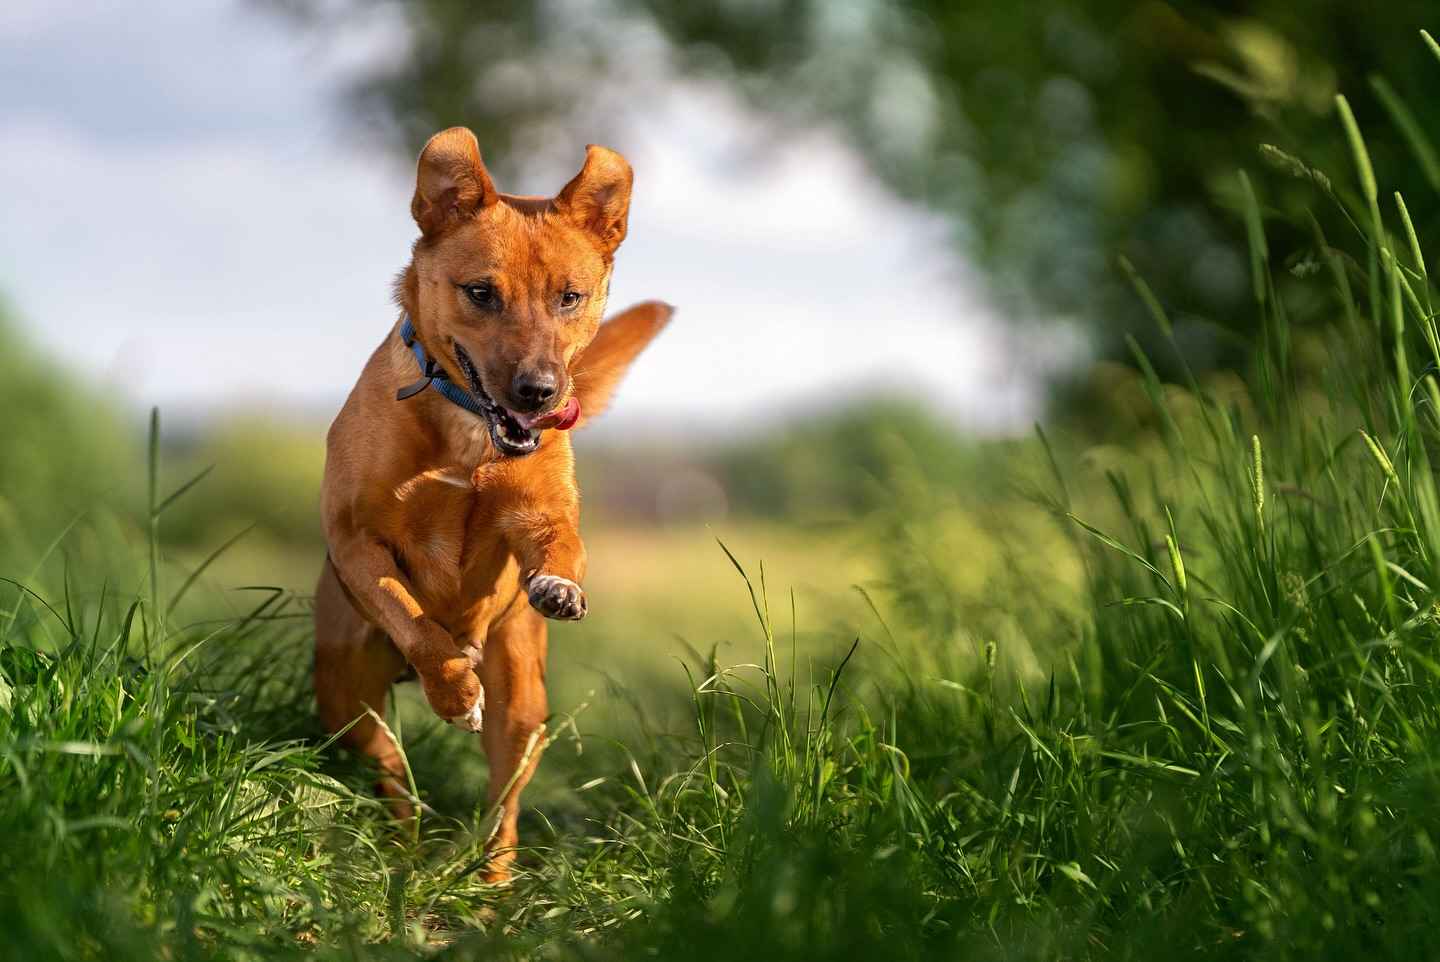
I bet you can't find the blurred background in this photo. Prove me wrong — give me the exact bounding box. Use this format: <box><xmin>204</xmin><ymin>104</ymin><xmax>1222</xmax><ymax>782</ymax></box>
<box><xmin>2</xmin><ymin>0</ymin><xmax>1437</xmax><ymax>725</ymax></box>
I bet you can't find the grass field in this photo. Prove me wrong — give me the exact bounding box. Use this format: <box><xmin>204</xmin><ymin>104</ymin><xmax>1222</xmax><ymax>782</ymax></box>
<box><xmin>10</xmin><ymin>61</ymin><xmax>1440</xmax><ymax>961</ymax></box>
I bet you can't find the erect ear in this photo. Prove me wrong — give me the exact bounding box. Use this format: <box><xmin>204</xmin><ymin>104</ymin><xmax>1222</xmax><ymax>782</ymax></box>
<box><xmin>411</xmin><ymin>127</ymin><xmax>498</xmax><ymax>237</ymax></box>
<box><xmin>556</xmin><ymin>145</ymin><xmax>633</xmax><ymax>256</ymax></box>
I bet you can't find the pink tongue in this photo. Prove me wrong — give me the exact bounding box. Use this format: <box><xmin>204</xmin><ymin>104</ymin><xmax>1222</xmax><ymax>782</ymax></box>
<box><xmin>515</xmin><ymin>396</ymin><xmax>581</xmax><ymax>432</ymax></box>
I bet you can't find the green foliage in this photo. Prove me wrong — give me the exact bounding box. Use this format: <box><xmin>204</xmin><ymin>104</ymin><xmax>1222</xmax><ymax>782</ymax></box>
<box><xmin>262</xmin><ymin>0</ymin><xmax>1440</xmax><ymax>374</ymax></box>
<box><xmin>159</xmin><ymin>418</ymin><xmax>325</xmax><ymax>550</ymax></box>
<box><xmin>0</xmin><ymin>305</ymin><xmax>130</xmax><ymax>550</ymax></box>
<box><xmin>0</xmin><ymin>317</ymin><xmax>323</xmax><ymax>570</ymax></box>
<box><xmin>709</xmin><ymin>398</ymin><xmax>991</xmax><ymax>520</ymax></box>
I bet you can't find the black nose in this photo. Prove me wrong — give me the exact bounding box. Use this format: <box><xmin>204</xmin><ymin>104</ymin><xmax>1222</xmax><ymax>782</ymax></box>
<box><xmin>511</xmin><ymin>369</ymin><xmax>558</xmax><ymax>412</ymax></box>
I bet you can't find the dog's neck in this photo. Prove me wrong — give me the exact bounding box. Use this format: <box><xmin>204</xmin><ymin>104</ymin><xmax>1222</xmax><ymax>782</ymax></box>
<box><xmin>381</xmin><ymin>330</ymin><xmax>493</xmax><ymax>468</ymax></box>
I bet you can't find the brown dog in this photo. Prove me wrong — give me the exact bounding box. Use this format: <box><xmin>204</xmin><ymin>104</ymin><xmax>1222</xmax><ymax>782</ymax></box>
<box><xmin>314</xmin><ymin>126</ymin><xmax>670</xmax><ymax>882</ymax></box>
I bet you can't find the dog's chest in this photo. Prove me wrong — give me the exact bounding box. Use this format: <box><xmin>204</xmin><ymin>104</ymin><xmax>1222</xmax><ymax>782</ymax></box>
<box><xmin>390</xmin><ymin>472</ymin><xmax>519</xmax><ymax>625</ymax></box>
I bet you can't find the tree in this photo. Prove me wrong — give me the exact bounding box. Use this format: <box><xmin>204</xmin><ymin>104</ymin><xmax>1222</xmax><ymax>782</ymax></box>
<box><xmin>264</xmin><ymin>0</ymin><xmax>1440</xmax><ymax>376</ymax></box>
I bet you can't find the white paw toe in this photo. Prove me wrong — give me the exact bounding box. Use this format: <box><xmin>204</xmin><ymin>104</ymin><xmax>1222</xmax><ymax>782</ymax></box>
<box><xmin>448</xmin><ymin>694</ymin><xmax>485</xmax><ymax>733</ymax></box>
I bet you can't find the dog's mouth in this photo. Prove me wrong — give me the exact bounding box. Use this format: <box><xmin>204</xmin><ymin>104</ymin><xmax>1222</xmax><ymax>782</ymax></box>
<box><xmin>452</xmin><ymin>344</ymin><xmax>541</xmax><ymax>456</ymax></box>
<box><xmin>452</xmin><ymin>344</ymin><xmax>579</xmax><ymax>457</ymax></box>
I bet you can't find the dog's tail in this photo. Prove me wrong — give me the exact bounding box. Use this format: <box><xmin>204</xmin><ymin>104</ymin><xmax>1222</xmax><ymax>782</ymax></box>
<box><xmin>570</xmin><ymin>300</ymin><xmax>674</xmax><ymax>428</ymax></box>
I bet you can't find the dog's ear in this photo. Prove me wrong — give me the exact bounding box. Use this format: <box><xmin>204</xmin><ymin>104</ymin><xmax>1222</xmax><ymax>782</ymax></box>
<box><xmin>411</xmin><ymin>127</ymin><xmax>498</xmax><ymax>237</ymax></box>
<box><xmin>556</xmin><ymin>145</ymin><xmax>633</xmax><ymax>256</ymax></box>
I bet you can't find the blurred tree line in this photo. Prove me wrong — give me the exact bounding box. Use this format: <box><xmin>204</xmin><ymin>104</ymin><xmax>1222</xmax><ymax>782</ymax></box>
<box><xmin>0</xmin><ymin>295</ymin><xmax>983</xmax><ymax>548</ymax></box>
<box><xmin>264</xmin><ymin>0</ymin><xmax>1440</xmax><ymax>383</ymax></box>
<box><xmin>0</xmin><ymin>308</ymin><xmax>129</xmax><ymax>548</ymax></box>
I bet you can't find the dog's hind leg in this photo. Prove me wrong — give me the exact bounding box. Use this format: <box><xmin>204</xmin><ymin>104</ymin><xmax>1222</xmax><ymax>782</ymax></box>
<box><xmin>477</xmin><ymin>607</ymin><xmax>550</xmax><ymax>883</ymax></box>
<box><xmin>314</xmin><ymin>557</ymin><xmax>414</xmax><ymax>817</ymax></box>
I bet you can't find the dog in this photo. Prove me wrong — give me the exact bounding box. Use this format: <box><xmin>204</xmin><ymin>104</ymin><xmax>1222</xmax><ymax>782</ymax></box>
<box><xmin>314</xmin><ymin>126</ymin><xmax>670</xmax><ymax>883</ymax></box>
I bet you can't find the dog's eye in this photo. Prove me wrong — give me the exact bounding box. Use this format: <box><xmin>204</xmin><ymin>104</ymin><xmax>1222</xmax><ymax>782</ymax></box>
<box><xmin>559</xmin><ymin>291</ymin><xmax>584</xmax><ymax>310</ymax></box>
<box><xmin>463</xmin><ymin>283</ymin><xmax>498</xmax><ymax>309</ymax></box>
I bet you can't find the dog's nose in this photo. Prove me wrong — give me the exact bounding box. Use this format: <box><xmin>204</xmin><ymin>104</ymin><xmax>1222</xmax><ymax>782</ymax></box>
<box><xmin>511</xmin><ymin>369</ymin><xmax>558</xmax><ymax>412</ymax></box>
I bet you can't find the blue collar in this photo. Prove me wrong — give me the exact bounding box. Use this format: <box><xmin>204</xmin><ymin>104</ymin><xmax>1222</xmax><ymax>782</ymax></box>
<box><xmin>396</xmin><ymin>314</ymin><xmax>488</xmax><ymax>418</ymax></box>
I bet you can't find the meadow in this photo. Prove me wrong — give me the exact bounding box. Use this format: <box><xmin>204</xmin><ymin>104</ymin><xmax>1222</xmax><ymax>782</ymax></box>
<box><xmin>8</xmin><ymin>52</ymin><xmax>1440</xmax><ymax>961</ymax></box>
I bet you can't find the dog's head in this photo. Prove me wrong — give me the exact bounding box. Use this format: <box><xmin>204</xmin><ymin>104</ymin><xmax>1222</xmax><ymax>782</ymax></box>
<box><xmin>406</xmin><ymin>127</ymin><xmax>632</xmax><ymax>456</ymax></box>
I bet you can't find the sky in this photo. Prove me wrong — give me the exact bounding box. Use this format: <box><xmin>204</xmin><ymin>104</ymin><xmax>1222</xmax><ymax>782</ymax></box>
<box><xmin>0</xmin><ymin>0</ymin><xmax>1070</xmax><ymax>437</ymax></box>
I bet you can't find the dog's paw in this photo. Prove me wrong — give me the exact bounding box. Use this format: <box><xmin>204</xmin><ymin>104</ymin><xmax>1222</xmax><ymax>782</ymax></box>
<box><xmin>420</xmin><ymin>658</ymin><xmax>482</xmax><ymax>724</ymax></box>
<box><xmin>447</xmin><ymin>691</ymin><xmax>485</xmax><ymax>734</ymax></box>
<box><xmin>527</xmin><ymin>574</ymin><xmax>587</xmax><ymax>621</ymax></box>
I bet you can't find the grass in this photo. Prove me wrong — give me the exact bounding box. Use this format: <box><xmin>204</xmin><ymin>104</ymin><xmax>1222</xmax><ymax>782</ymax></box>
<box><xmin>11</xmin><ymin>40</ymin><xmax>1440</xmax><ymax>960</ymax></box>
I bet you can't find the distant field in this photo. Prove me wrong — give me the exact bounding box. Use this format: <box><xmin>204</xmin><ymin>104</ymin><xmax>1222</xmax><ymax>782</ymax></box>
<box><xmin>179</xmin><ymin>516</ymin><xmax>955</xmax><ymax>738</ymax></box>
<box><xmin>176</xmin><ymin>473</ymin><xmax>1088</xmax><ymax>726</ymax></box>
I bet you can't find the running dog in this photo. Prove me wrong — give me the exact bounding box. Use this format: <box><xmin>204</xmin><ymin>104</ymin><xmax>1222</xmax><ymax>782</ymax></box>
<box><xmin>315</xmin><ymin>126</ymin><xmax>671</xmax><ymax>882</ymax></box>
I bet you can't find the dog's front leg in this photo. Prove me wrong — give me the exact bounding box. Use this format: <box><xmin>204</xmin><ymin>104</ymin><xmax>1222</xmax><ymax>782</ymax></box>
<box><xmin>502</xmin><ymin>501</ymin><xmax>589</xmax><ymax>622</ymax></box>
<box><xmin>328</xmin><ymin>537</ymin><xmax>485</xmax><ymax>730</ymax></box>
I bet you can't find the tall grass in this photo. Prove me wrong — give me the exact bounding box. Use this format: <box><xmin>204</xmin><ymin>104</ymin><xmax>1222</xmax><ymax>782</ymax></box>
<box><xmin>9</xmin><ymin>37</ymin><xmax>1440</xmax><ymax>960</ymax></box>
